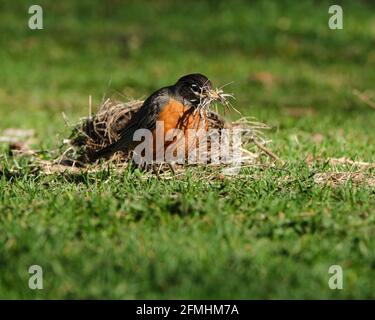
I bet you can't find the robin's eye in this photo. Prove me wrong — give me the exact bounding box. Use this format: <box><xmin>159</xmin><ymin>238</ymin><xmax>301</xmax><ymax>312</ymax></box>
<box><xmin>190</xmin><ymin>84</ymin><xmax>200</xmax><ymax>93</ymax></box>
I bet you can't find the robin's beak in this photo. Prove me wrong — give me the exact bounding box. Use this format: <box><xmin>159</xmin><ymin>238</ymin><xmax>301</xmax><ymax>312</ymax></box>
<box><xmin>204</xmin><ymin>88</ymin><xmax>222</xmax><ymax>101</ymax></box>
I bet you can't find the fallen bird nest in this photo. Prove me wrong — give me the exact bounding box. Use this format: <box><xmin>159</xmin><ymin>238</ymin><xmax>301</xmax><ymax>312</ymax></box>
<box><xmin>2</xmin><ymin>106</ymin><xmax>375</xmax><ymax>184</ymax></box>
<box><xmin>6</xmin><ymin>97</ymin><xmax>284</xmax><ymax>177</ymax></box>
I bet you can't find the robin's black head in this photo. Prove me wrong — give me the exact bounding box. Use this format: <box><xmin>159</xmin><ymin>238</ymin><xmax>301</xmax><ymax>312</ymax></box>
<box><xmin>173</xmin><ymin>73</ymin><xmax>219</xmax><ymax>107</ymax></box>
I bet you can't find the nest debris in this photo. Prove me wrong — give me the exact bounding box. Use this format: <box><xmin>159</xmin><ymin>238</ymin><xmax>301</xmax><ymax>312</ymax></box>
<box><xmin>46</xmin><ymin>96</ymin><xmax>282</xmax><ymax>175</ymax></box>
<box><xmin>2</xmin><ymin>107</ymin><xmax>374</xmax><ymax>185</ymax></box>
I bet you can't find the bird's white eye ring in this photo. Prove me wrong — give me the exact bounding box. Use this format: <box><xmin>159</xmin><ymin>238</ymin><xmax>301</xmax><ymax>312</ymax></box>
<box><xmin>191</xmin><ymin>84</ymin><xmax>198</xmax><ymax>89</ymax></box>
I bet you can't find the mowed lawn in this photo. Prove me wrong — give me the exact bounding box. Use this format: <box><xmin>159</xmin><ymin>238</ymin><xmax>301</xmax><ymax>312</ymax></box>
<box><xmin>0</xmin><ymin>0</ymin><xmax>374</xmax><ymax>298</ymax></box>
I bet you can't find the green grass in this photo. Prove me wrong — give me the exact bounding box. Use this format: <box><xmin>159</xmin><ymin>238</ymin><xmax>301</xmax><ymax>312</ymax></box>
<box><xmin>0</xmin><ymin>0</ymin><xmax>374</xmax><ymax>299</ymax></box>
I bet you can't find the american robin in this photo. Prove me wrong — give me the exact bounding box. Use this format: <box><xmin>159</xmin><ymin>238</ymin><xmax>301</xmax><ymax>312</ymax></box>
<box><xmin>92</xmin><ymin>73</ymin><xmax>221</xmax><ymax>162</ymax></box>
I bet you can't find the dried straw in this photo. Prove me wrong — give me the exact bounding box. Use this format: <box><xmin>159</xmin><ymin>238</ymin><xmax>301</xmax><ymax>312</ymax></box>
<box><xmin>42</xmin><ymin>93</ymin><xmax>282</xmax><ymax>175</ymax></box>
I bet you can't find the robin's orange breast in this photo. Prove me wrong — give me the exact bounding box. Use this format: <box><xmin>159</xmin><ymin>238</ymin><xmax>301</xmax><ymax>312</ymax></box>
<box><xmin>153</xmin><ymin>98</ymin><xmax>208</xmax><ymax>158</ymax></box>
<box><xmin>156</xmin><ymin>98</ymin><xmax>208</xmax><ymax>132</ymax></box>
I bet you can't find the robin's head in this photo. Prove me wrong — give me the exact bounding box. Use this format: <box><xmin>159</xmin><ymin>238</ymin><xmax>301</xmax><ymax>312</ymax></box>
<box><xmin>173</xmin><ymin>73</ymin><xmax>220</xmax><ymax>107</ymax></box>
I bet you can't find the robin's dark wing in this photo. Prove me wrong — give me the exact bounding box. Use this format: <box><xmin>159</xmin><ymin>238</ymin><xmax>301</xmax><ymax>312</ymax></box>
<box><xmin>92</xmin><ymin>87</ymin><xmax>170</xmax><ymax>161</ymax></box>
